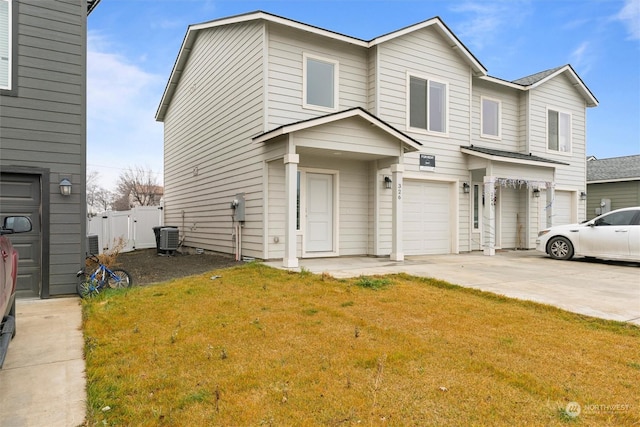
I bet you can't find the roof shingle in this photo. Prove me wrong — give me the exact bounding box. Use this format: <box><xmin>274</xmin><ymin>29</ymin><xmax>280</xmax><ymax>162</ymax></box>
<box><xmin>587</xmin><ymin>155</ymin><xmax>640</xmax><ymax>181</ymax></box>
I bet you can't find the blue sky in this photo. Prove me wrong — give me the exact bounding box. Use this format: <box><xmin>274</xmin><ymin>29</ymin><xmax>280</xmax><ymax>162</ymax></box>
<box><xmin>87</xmin><ymin>0</ymin><xmax>640</xmax><ymax>190</ymax></box>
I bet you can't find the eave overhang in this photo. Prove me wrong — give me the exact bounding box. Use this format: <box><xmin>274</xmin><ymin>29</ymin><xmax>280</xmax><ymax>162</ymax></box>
<box><xmin>461</xmin><ymin>145</ymin><xmax>569</xmax><ymax>168</ymax></box>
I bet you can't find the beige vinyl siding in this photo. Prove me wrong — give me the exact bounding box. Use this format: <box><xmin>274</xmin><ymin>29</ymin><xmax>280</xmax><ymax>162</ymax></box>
<box><xmin>471</xmin><ymin>79</ymin><xmax>520</xmax><ymax>151</ymax></box>
<box><xmin>162</xmin><ymin>21</ymin><xmax>265</xmax><ymax>257</ymax></box>
<box><xmin>267</xmin><ymin>24</ymin><xmax>368</xmax><ymax>128</ymax></box>
<box><xmin>294</xmin><ymin>116</ymin><xmax>404</xmax><ymax>158</ymax></box>
<box><xmin>0</xmin><ymin>0</ymin><xmax>86</xmax><ymax>295</ymax></box>
<box><xmin>528</xmin><ymin>73</ymin><xmax>587</xmax><ymax>219</ymax></box>
<box><xmin>374</xmin><ymin>27</ymin><xmax>472</xmax><ymax>252</ymax></box>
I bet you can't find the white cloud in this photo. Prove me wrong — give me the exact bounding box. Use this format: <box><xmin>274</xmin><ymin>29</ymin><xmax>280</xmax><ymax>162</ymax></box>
<box><xmin>450</xmin><ymin>0</ymin><xmax>532</xmax><ymax>50</ymax></box>
<box><xmin>87</xmin><ymin>32</ymin><xmax>165</xmax><ymax>191</ymax></box>
<box><xmin>570</xmin><ymin>41</ymin><xmax>594</xmax><ymax>75</ymax></box>
<box><xmin>616</xmin><ymin>0</ymin><xmax>640</xmax><ymax>40</ymax></box>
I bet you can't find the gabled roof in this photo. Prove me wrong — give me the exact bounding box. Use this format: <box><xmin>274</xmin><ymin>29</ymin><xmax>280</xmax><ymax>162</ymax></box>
<box><xmin>587</xmin><ymin>155</ymin><xmax>640</xmax><ymax>183</ymax></box>
<box><xmin>156</xmin><ymin>11</ymin><xmax>486</xmax><ymax>121</ymax></box>
<box><xmin>87</xmin><ymin>0</ymin><xmax>101</xmax><ymax>15</ymax></box>
<box><xmin>479</xmin><ymin>64</ymin><xmax>598</xmax><ymax>108</ymax></box>
<box><xmin>253</xmin><ymin>107</ymin><xmax>422</xmax><ymax>152</ymax></box>
<box><xmin>515</xmin><ymin>65</ymin><xmax>598</xmax><ymax>107</ymax></box>
<box><xmin>461</xmin><ymin>145</ymin><xmax>569</xmax><ymax>166</ymax></box>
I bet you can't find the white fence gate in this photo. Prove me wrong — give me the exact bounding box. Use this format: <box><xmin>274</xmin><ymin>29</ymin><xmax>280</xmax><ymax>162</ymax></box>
<box><xmin>87</xmin><ymin>206</ymin><xmax>164</xmax><ymax>254</ymax></box>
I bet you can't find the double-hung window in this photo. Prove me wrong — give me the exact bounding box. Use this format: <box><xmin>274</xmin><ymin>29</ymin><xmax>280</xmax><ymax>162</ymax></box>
<box><xmin>481</xmin><ymin>97</ymin><xmax>501</xmax><ymax>139</ymax></box>
<box><xmin>408</xmin><ymin>74</ymin><xmax>448</xmax><ymax>134</ymax></box>
<box><xmin>547</xmin><ymin>109</ymin><xmax>571</xmax><ymax>153</ymax></box>
<box><xmin>303</xmin><ymin>54</ymin><xmax>338</xmax><ymax>111</ymax></box>
<box><xmin>0</xmin><ymin>0</ymin><xmax>12</xmax><ymax>90</ymax></box>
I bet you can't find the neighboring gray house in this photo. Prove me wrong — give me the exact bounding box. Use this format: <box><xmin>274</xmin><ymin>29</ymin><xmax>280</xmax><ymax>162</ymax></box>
<box><xmin>156</xmin><ymin>11</ymin><xmax>597</xmax><ymax>267</ymax></box>
<box><xmin>586</xmin><ymin>155</ymin><xmax>640</xmax><ymax>218</ymax></box>
<box><xmin>0</xmin><ymin>0</ymin><xmax>97</xmax><ymax>297</ymax></box>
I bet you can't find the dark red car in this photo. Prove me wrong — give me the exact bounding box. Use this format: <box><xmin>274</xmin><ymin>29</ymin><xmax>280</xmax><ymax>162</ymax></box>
<box><xmin>0</xmin><ymin>216</ymin><xmax>32</xmax><ymax>368</ymax></box>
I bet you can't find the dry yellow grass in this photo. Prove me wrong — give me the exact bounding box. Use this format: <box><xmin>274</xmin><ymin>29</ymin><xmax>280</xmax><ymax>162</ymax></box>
<box><xmin>81</xmin><ymin>263</ymin><xmax>640</xmax><ymax>426</ymax></box>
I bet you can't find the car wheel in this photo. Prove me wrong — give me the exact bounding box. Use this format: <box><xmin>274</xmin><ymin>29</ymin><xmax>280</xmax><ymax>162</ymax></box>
<box><xmin>547</xmin><ymin>236</ymin><xmax>574</xmax><ymax>260</ymax></box>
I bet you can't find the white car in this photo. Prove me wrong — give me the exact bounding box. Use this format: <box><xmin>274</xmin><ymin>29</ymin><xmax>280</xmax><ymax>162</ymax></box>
<box><xmin>536</xmin><ymin>206</ymin><xmax>640</xmax><ymax>261</ymax></box>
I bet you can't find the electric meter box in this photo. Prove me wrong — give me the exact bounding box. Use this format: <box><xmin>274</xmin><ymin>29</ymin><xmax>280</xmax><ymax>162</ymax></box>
<box><xmin>232</xmin><ymin>193</ymin><xmax>245</xmax><ymax>222</ymax></box>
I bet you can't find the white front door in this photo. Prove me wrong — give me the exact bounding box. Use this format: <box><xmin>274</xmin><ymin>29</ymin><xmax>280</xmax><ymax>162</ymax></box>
<box><xmin>306</xmin><ymin>173</ymin><xmax>333</xmax><ymax>252</ymax></box>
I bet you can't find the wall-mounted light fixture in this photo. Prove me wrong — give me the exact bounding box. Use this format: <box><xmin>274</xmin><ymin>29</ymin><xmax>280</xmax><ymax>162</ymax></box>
<box><xmin>580</xmin><ymin>191</ymin><xmax>587</xmax><ymax>200</ymax></box>
<box><xmin>59</xmin><ymin>178</ymin><xmax>72</xmax><ymax>196</ymax></box>
<box><xmin>532</xmin><ymin>187</ymin><xmax>540</xmax><ymax>198</ymax></box>
<box><xmin>384</xmin><ymin>176</ymin><xmax>392</xmax><ymax>189</ymax></box>
<box><xmin>462</xmin><ymin>182</ymin><xmax>470</xmax><ymax>193</ymax></box>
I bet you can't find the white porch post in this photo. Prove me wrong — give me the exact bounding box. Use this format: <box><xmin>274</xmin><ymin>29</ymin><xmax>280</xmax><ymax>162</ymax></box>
<box><xmin>546</xmin><ymin>186</ymin><xmax>555</xmax><ymax>227</ymax></box>
<box><xmin>483</xmin><ymin>176</ymin><xmax>496</xmax><ymax>256</ymax></box>
<box><xmin>390</xmin><ymin>163</ymin><xmax>404</xmax><ymax>261</ymax></box>
<box><xmin>283</xmin><ymin>153</ymin><xmax>299</xmax><ymax>268</ymax></box>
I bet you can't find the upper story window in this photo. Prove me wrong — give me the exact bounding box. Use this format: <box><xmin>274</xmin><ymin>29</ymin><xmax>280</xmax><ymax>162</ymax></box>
<box><xmin>408</xmin><ymin>74</ymin><xmax>448</xmax><ymax>134</ymax></box>
<box><xmin>481</xmin><ymin>97</ymin><xmax>501</xmax><ymax>139</ymax></box>
<box><xmin>0</xmin><ymin>0</ymin><xmax>12</xmax><ymax>91</ymax></box>
<box><xmin>547</xmin><ymin>108</ymin><xmax>572</xmax><ymax>153</ymax></box>
<box><xmin>303</xmin><ymin>53</ymin><xmax>338</xmax><ymax>111</ymax></box>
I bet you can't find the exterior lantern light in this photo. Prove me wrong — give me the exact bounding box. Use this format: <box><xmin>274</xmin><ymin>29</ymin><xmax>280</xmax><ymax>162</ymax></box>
<box><xmin>384</xmin><ymin>176</ymin><xmax>392</xmax><ymax>189</ymax></box>
<box><xmin>532</xmin><ymin>187</ymin><xmax>540</xmax><ymax>198</ymax></box>
<box><xmin>580</xmin><ymin>191</ymin><xmax>587</xmax><ymax>200</ymax></box>
<box><xmin>59</xmin><ymin>178</ymin><xmax>72</xmax><ymax>196</ymax></box>
<box><xmin>462</xmin><ymin>182</ymin><xmax>470</xmax><ymax>193</ymax></box>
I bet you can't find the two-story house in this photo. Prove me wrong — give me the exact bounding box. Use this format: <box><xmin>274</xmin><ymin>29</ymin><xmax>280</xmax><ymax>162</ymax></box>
<box><xmin>0</xmin><ymin>0</ymin><xmax>96</xmax><ymax>296</ymax></box>
<box><xmin>156</xmin><ymin>11</ymin><xmax>597</xmax><ymax>267</ymax></box>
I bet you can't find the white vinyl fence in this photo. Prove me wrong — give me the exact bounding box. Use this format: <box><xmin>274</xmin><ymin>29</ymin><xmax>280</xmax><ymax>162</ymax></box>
<box><xmin>87</xmin><ymin>206</ymin><xmax>164</xmax><ymax>254</ymax></box>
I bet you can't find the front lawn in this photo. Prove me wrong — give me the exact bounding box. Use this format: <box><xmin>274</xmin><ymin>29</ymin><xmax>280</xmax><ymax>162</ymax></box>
<box><xmin>81</xmin><ymin>263</ymin><xmax>639</xmax><ymax>426</ymax></box>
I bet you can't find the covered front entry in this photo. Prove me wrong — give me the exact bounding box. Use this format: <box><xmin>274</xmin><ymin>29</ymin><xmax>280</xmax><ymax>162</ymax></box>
<box><xmin>462</xmin><ymin>145</ymin><xmax>569</xmax><ymax>255</ymax></box>
<box><xmin>255</xmin><ymin>108</ymin><xmax>423</xmax><ymax>268</ymax></box>
<box><xmin>403</xmin><ymin>180</ymin><xmax>451</xmax><ymax>255</ymax></box>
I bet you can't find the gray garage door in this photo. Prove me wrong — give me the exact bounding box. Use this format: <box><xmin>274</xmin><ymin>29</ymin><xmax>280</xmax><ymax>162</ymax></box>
<box><xmin>0</xmin><ymin>173</ymin><xmax>41</xmax><ymax>297</ymax></box>
<box><xmin>403</xmin><ymin>180</ymin><xmax>450</xmax><ymax>255</ymax></box>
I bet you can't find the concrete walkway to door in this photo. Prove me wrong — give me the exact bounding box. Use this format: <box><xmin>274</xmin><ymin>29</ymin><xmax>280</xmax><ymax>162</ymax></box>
<box><xmin>266</xmin><ymin>250</ymin><xmax>640</xmax><ymax>325</ymax></box>
<box><xmin>0</xmin><ymin>297</ymin><xmax>85</xmax><ymax>427</ymax></box>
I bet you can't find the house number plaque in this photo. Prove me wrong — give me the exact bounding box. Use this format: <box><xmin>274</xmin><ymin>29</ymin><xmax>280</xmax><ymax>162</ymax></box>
<box><xmin>420</xmin><ymin>154</ymin><xmax>435</xmax><ymax>171</ymax></box>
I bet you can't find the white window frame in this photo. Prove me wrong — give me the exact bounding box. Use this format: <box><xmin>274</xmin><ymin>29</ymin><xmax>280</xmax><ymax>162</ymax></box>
<box><xmin>546</xmin><ymin>107</ymin><xmax>572</xmax><ymax>154</ymax></box>
<box><xmin>406</xmin><ymin>72</ymin><xmax>449</xmax><ymax>136</ymax></box>
<box><xmin>0</xmin><ymin>0</ymin><xmax>12</xmax><ymax>91</ymax></box>
<box><xmin>480</xmin><ymin>96</ymin><xmax>501</xmax><ymax>140</ymax></box>
<box><xmin>302</xmin><ymin>53</ymin><xmax>339</xmax><ymax>112</ymax></box>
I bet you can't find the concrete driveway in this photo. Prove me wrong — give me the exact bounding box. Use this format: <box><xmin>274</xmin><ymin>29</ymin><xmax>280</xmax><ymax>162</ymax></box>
<box><xmin>267</xmin><ymin>250</ymin><xmax>640</xmax><ymax>325</ymax></box>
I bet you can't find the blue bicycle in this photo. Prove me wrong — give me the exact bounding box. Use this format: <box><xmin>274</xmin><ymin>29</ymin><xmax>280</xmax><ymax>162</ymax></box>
<box><xmin>76</xmin><ymin>255</ymin><xmax>133</xmax><ymax>298</ymax></box>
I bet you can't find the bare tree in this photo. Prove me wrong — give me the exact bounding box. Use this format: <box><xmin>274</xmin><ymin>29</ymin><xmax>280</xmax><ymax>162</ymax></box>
<box><xmin>114</xmin><ymin>165</ymin><xmax>163</xmax><ymax>210</ymax></box>
<box><xmin>86</xmin><ymin>171</ymin><xmax>114</xmax><ymax>216</ymax></box>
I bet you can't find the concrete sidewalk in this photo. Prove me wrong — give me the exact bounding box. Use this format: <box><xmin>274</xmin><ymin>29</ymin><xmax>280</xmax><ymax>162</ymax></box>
<box><xmin>0</xmin><ymin>297</ymin><xmax>85</xmax><ymax>427</ymax></box>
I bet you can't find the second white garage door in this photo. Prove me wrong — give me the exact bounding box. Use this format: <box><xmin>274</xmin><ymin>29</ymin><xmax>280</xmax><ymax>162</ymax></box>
<box><xmin>403</xmin><ymin>180</ymin><xmax>451</xmax><ymax>255</ymax></box>
<box><xmin>553</xmin><ymin>190</ymin><xmax>573</xmax><ymax>226</ymax></box>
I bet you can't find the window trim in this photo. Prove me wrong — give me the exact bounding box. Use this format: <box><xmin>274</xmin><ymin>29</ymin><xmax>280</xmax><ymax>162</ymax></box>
<box><xmin>480</xmin><ymin>96</ymin><xmax>501</xmax><ymax>140</ymax></box>
<box><xmin>406</xmin><ymin>72</ymin><xmax>449</xmax><ymax>136</ymax></box>
<box><xmin>302</xmin><ymin>53</ymin><xmax>339</xmax><ymax>112</ymax></box>
<box><xmin>546</xmin><ymin>107</ymin><xmax>573</xmax><ymax>155</ymax></box>
<box><xmin>0</xmin><ymin>0</ymin><xmax>16</xmax><ymax>94</ymax></box>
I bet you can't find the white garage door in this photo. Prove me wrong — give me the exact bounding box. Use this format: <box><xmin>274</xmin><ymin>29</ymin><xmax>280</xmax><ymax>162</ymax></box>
<box><xmin>553</xmin><ymin>190</ymin><xmax>573</xmax><ymax>226</ymax></box>
<box><xmin>403</xmin><ymin>180</ymin><xmax>450</xmax><ymax>255</ymax></box>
